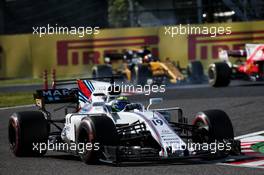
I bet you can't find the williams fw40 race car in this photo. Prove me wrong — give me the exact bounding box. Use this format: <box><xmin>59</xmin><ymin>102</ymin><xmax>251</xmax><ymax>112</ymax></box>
<box><xmin>208</xmin><ymin>44</ymin><xmax>264</xmax><ymax>87</ymax></box>
<box><xmin>8</xmin><ymin>77</ymin><xmax>240</xmax><ymax>164</ymax></box>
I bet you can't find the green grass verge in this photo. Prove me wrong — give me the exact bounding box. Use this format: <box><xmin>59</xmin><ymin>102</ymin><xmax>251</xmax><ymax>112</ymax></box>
<box><xmin>0</xmin><ymin>78</ymin><xmax>42</xmax><ymax>87</ymax></box>
<box><xmin>0</xmin><ymin>92</ymin><xmax>34</xmax><ymax>107</ymax></box>
<box><xmin>0</xmin><ymin>73</ymin><xmax>93</xmax><ymax>87</ymax></box>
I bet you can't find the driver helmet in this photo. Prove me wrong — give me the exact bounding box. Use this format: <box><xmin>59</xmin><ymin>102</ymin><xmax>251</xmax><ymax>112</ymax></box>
<box><xmin>111</xmin><ymin>96</ymin><xmax>130</xmax><ymax>112</ymax></box>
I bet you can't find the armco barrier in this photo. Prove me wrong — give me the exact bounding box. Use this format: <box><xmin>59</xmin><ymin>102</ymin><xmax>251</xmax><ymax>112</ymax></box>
<box><xmin>0</xmin><ymin>21</ymin><xmax>264</xmax><ymax>78</ymax></box>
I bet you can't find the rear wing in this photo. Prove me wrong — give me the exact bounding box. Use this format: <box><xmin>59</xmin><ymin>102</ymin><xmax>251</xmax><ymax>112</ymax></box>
<box><xmin>219</xmin><ymin>50</ymin><xmax>246</xmax><ymax>60</ymax></box>
<box><xmin>53</xmin><ymin>76</ymin><xmax>121</xmax><ymax>86</ymax></box>
<box><xmin>33</xmin><ymin>88</ymin><xmax>78</xmax><ymax>109</ymax></box>
<box><xmin>219</xmin><ymin>44</ymin><xmax>264</xmax><ymax>61</ymax></box>
<box><xmin>34</xmin><ymin>76</ymin><xmax>122</xmax><ymax>108</ymax></box>
<box><xmin>104</xmin><ymin>53</ymin><xmax>125</xmax><ymax>64</ymax></box>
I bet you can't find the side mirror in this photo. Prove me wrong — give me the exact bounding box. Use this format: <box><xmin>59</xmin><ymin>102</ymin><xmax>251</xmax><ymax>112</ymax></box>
<box><xmin>147</xmin><ymin>98</ymin><xmax>163</xmax><ymax>110</ymax></box>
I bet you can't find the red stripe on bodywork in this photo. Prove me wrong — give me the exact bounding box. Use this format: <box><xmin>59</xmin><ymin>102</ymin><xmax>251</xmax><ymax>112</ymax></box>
<box><xmin>77</xmin><ymin>80</ymin><xmax>92</xmax><ymax>100</ymax></box>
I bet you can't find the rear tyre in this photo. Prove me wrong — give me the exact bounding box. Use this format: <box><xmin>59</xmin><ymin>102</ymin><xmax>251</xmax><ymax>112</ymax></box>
<box><xmin>8</xmin><ymin>111</ymin><xmax>49</xmax><ymax>157</ymax></box>
<box><xmin>77</xmin><ymin>115</ymin><xmax>118</xmax><ymax>164</ymax></box>
<box><xmin>92</xmin><ymin>65</ymin><xmax>112</xmax><ymax>78</ymax></box>
<box><xmin>208</xmin><ymin>62</ymin><xmax>231</xmax><ymax>87</ymax></box>
<box><xmin>131</xmin><ymin>64</ymin><xmax>152</xmax><ymax>85</ymax></box>
<box><xmin>187</xmin><ymin>61</ymin><xmax>205</xmax><ymax>84</ymax></box>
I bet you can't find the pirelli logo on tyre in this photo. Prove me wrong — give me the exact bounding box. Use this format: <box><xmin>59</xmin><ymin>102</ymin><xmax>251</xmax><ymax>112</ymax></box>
<box><xmin>188</xmin><ymin>30</ymin><xmax>264</xmax><ymax>61</ymax></box>
<box><xmin>56</xmin><ymin>36</ymin><xmax>159</xmax><ymax>66</ymax></box>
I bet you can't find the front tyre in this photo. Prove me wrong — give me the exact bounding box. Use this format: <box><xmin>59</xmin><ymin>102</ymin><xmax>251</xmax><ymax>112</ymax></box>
<box><xmin>193</xmin><ymin>109</ymin><xmax>234</xmax><ymax>143</ymax></box>
<box><xmin>77</xmin><ymin>115</ymin><xmax>118</xmax><ymax>164</ymax></box>
<box><xmin>192</xmin><ymin>110</ymin><xmax>235</xmax><ymax>158</ymax></box>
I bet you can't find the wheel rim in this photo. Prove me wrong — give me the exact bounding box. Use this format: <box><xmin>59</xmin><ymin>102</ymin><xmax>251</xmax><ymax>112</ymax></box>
<box><xmin>8</xmin><ymin>120</ymin><xmax>17</xmax><ymax>149</ymax></box>
<box><xmin>92</xmin><ymin>70</ymin><xmax>97</xmax><ymax>78</ymax></box>
<box><xmin>78</xmin><ymin>129</ymin><xmax>89</xmax><ymax>148</ymax></box>
<box><xmin>208</xmin><ymin>68</ymin><xmax>215</xmax><ymax>80</ymax></box>
<box><xmin>194</xmin><ymin>120</ymin><xmax>210</xmax><ymax>143</ymax></box>
<box><xmin>77</xmin><ymin>124</ymin><xmax>96</xmax><ymax>162</ymax></box>
<box><xmin>131</xmin><ymin>66</ymin><xmax>138</xmax><ymax>84</ymax></box>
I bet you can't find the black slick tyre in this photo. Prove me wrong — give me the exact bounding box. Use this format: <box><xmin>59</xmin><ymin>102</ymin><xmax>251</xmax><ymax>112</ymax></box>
<box><xmin>92</xmin><ymin>65</ymin><xmax>113</xmax><ymax>78</ymax></box>
<box><xmin>8</xmin><ymin>111</ymin><xmax>49</xmax><ymax>157</ymax></box>
<box><xmin>77</xmin><ymin>115</ymin><xmax>118</xmax><ymax>164</ymax></box>
<box><xmin>208</xmin><ymin>62</ymin><xmax>231</xmax><ymax>87</ymax></box>
<box><xmin>131</xmin><ymin>64</ymin><xmax>152</xmax><ymax>85</ymax></box>
<box><xmin>192</xmin><ymin>109</ymin><xmax>234</xmax><ymax>143</ymax></box>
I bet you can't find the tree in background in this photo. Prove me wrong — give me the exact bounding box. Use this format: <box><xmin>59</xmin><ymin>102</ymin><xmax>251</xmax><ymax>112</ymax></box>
<box><xmin>108</xmin><ymin>0</ymin><xmax>129</xmax><ymax>27</ymax></box>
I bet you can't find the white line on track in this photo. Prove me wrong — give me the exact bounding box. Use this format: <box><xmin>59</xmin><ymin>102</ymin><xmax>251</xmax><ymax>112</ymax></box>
<box><xmin>235</xmin><ymin>130</ymin><xmax>264</xmax><ymax>140</ymax></box>
<box><xmin>241</xmin><ymin>159</ymin><xmax>264</xmax><ymax>166</ymax></box>
<box><xmin>0</xmin><ymin>104</ymin><xmax>34</xmax><ymax>110</ymax></box>
<box><xmin>219</xmin><ymin>130</ymin><xmax>264</xmax><ymax>169</ymax></box>
<box><xmin>218</xmin><ymin>163</ymin><xmax>264</xmax><ymax>169</ymax></box>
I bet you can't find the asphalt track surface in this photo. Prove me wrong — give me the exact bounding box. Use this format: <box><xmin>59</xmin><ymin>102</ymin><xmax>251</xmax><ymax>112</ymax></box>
<box><xmin>1</xmin><ymin>81</ymin><xmax>264</xmax><ymax>175</ymax></box>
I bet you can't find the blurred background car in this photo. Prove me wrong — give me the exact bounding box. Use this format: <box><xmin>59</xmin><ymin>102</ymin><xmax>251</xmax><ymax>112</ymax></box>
<box><xmin>208</xmin><ymin>44</ymin><xmax>264</xmax><ymax>87</ymax></box>
<box><xmin>92</xmin><ymin>47</ymin><xmax>185</xmax><ymax>85</ymax></box>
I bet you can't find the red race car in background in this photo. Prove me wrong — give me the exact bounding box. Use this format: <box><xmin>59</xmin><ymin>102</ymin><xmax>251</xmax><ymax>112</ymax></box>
<box><xmin>208</xmin><ymin>44</ymin><xmax>264</xmax><ymax>87</ymax></box>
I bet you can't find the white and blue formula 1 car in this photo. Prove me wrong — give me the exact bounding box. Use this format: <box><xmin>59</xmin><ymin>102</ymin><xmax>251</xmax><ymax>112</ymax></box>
<box><xmin>8</xmin><ymin>77</ymin><xmax>241</xmax><ymax>164</ymax></box>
